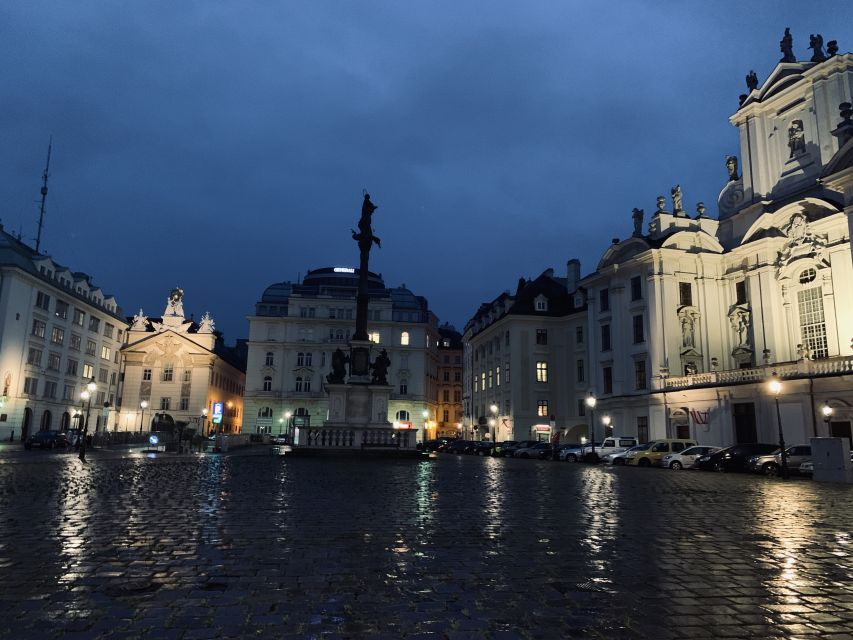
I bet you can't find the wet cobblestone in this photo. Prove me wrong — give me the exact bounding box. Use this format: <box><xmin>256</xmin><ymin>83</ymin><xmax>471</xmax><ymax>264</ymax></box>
<box><xmin>0</xmin><ymin>449</ymin><xmax>852</xmax><ymax>638</ymax></box>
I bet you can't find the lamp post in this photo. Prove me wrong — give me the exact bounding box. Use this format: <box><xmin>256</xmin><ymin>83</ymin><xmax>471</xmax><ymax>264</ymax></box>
<box><xmin>585</xmin><ymin>393</ymin><xmax>597</xmax><ymax>461</ymax></box>
<box><xmin>490</xmin><ymin>403</ymin><xmax>499</xmax><ymax>444</ymax></box>
<box><xmin>201</xmin><ymin>407</ymin><xmax>208</xmax><ymax>437</ymax></box>
<box><xmin>139</xmin><ymin>400</ymin><xmax>148</xmax><ymax>433</ymax></box>
<box><xmin>78</xmin><ymin>377</ymin><xmax>97</xmax><ymax>462</ymax></box>
<box><xmin>602</xmin><ymin>414</ymin><xmax>612</xmax><ymax>438</ymax></box>
<box><xmin>767</xmin><ymin>373</ymin><xmax>789</xmax><ymax>479</ymax></box>
<box><xmin>821</xmin><ymin>403</ymin><xmax>833</xmax><ymax>433</ymax></box>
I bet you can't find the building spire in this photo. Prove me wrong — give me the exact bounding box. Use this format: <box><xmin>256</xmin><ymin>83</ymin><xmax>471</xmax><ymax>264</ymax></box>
<box><xmin>35</xmin><ymin>136</ymin><xmax>52</xmax><ymax>254</ymax></box>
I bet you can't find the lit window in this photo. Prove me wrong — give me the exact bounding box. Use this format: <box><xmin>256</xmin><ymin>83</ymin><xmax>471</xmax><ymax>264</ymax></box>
<box><xmin>537</xmin><ymin>400</ymin><xmax>549</xmax><ymax>417</ymax></box>
<box><xmin>370</xmin><ymin>332</ymin><xmax>380</xmax><ymax>344</ymax></box>
<box><xmin>536</xmin><ymin>361</ymin><xmax>548</xmax><ymax>383</ymax></box>
<box><xmin>401</xmin><ymin>331</ymin><xmax>410</xmax><ymax>346</ymax></box>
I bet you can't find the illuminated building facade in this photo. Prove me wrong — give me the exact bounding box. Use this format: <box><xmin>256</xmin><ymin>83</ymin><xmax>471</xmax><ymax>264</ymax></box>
<box><xmin>0</xmin><ymin>224</ymin><xmax>125</xmax><ymax>440</ymax></box>
<box><xmin>435</xmin><ymin>323</ymin><xmax>463</xmax><ymax>439</ymax></box>
<box><xmin>244</xmin><ymin>267</ymin><xmax>440</xmax><ymax>442</ymax></box>
<box><xmin>582</xmin><ymin>47</ymin><xmax>853</xmax><ymax>447</ymax></box>
<box><xmin>118</xmin><ymin>291</ymin><xmax>246</xmax><ymax>434</ymax></box>
<box><xmin>463</xmin><ymin>264</ymin><xmax>589</xmax><ymax>444</ymax></box>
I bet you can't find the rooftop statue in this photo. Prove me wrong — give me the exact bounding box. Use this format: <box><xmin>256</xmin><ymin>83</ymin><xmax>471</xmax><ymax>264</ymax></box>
<box><xmin>780</xmin><ymin>27</ymin><xmax>796</xmax><ymax>63</ymax></box>
<box><xmin>696</xmin><ymin>202</ymin><xmax>707</xmax><ymax>219</ymax></box>
<box><xmin>655</xmin><ymin>195</ymin><xmax>666</xmax><ymax>213</ymax></box>
<box><xmin>827</xmin><ymin>40</ymin><xmax>838</xmax><ymax>57</ymax></box>
<box><xmin>725</xmin><ymin>155</ymin><xmax>739</xmax><ymax>182</ymax></box>
<box><xmin>809</xmin><ymin>34</ymin><xmax>826</xmax><ymax>62</ymax></box>
<box><xmin>745</xmin><ymin>70</ymin><xmax>758</xmax><ymax>92</ymax></box>
<box><xmin>131</xmin><ymin>308</ymin><xmax>148</xmax><ymax>331</ymax></box>
<box><xmin>198</xmin><ymin>311</ymin><xmax>215</xmax><ymax>333</ymax></box>
<box><xmin>632</xmin><ymin>208</ymin><xmax>644</xmax><ymax>237</ymax></box>
<box><xmin>671</xmin><ymin>185</ymin><xmax>684</xmax><ymax>215</ymax></box>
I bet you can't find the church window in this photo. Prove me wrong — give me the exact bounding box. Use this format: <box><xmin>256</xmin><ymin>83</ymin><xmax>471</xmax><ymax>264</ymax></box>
<box><xmin>799</xmin><ymin>268</ymin><xmax>816</xmax><ymax>284</ymax></box>
<box><xmin>735</xmin><ymin>280</ymin><xmax>747</xmax><ymax>304</ymax></box>
<box><xmin>679</xmin><ymin>282</ymin><xmax>693</xmax><ymax>307</ymax></box>
<box><xmin>798</xmin><ymin>287</ymin><xmax>827</xmax><ymax>359</ymax></box>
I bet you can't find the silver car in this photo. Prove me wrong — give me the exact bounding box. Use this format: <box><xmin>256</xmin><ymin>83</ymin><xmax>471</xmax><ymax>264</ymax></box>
<box><xmin>747</xmin><ymin>445</ymin><xmax>812</xmax><ymax>476</ymax></box>
<box><xmin>661</xmin><ymin>445</ymin><xmax>720</xmax><ymax>470</ymax></box>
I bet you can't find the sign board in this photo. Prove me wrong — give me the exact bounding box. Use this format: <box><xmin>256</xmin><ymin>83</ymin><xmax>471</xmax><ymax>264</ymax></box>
<box><xmin>533</xmin><ymin>424</ymin><xmax>551</xmax><ymax>433</ymax></box>
<box><xmin>395</xmin><ymin>421</ymin><xmax>413</xmax><ymax>430</ymax></box>
<box><xmin>212</xmin><ymin>401</ymin><xmax>224</xmax><ymax>425</ymax></box>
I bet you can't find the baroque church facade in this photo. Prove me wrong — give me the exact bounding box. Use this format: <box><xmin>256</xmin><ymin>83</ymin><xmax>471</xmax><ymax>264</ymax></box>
<box><xmin>583</xmin><ymin>42</ymin><xmax>853</xmax><ymax>447</ymax></box>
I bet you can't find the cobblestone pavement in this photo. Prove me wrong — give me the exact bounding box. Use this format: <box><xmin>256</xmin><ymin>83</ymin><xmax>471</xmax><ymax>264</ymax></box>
<box><xmin>1</xmin><ymin>448</ymin><xmax>852</xmax><ymax>639</ymax></box>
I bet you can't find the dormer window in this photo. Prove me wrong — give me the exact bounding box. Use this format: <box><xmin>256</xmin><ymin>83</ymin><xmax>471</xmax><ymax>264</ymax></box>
<box><xmin>534</xmin><ymin>295</ymin><xmax>548</xmax><ymax>312</ymax></box>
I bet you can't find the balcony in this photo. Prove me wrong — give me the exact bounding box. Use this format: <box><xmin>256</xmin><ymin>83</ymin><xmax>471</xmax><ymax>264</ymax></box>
<box><xmin>660</xmin><ymin>356</ymin><xmax>853</xmax><ymax>391</ymax></box>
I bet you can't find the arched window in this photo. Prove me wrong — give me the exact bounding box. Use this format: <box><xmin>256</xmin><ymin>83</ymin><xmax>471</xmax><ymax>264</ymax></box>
<box><xmin>395</xmin><ymin>410</ymin><xmax>410</xmax><ymax>422</ymax></box>
<box><xmin>265</xmin><ymin>352</ymin><xmax>274</xmax><ymax>366</ymax></box>
<box><xmin>263</xmin><ymin>376</ymin><xmax>272</xmax><ymax>391</ymax></box>
<box><xmin>401</xmin><ymin>331</ymin><xmax>410</xmax><ymax>346</ymax></box>
<box><xmin>258</xmin><ymin>407</ymin><xmax>273</xmax><ymax>418</ymax></box>
<box><xmin>297</xmin><ymin>352</ymin><xmax>305</xmax><ymax>366</ymax></box>
<box><xmin>799</xmin><ymin>268</ymin><xmax>816</xmax><ymax>284</ymax></box>
<box><xmin>40</xmin><ymin>410</ymin><xmax>52</xmax><ymax>430</ymax></box>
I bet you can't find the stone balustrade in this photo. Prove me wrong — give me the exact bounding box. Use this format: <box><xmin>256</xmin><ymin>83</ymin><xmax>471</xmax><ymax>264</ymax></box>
<box><xmin>660</xmin><ymin>356</ymin><xmax>853</xmax><ymax>390</ymax></box>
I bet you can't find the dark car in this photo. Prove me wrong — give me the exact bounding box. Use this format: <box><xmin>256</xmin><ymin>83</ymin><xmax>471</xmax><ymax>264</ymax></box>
<box><xmin>24</xmin><ymin>430</ymin><xmax>70</xmax><ymax>450</ymax></box>
<box><xmin>474</xmin><ymin>441</ymin><xmax>496</xmax><ymax>456</ymax></box>
<box><xmin>500</xmin><ymin>440</ymin><xmax>537</xmax><ymax>457</ymax></box>
<box><xmin>696</xmin><ymin>443</ymin><xmax>779</xmax><ymax>472</ymax></box>
<box><xmin>494</xmin><ymin>440</ymin><xmax>518</xmax><ymax>457</ymax></box>
<box><xmin>421</xmin><ymin>438</ymin><xmax>452</xmax><ymax>452</ymax></box>
<box><xmin>445</xmin><ymin>439</ymin><xmax>475</xmax><ymax>454</ymax></box>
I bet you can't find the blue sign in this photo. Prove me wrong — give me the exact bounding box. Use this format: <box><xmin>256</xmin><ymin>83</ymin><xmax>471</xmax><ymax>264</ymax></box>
<box><xmin>212</xmin><ymin>402</ymin><xmax>224</xmax><ymax>424</ymax></box>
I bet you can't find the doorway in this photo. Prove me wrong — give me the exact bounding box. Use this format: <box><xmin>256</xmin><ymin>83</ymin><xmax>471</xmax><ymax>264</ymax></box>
<box><xmin>733</xmin><ymin>402</ymin><xmax>757</xmax><ymax>443</ymax></box>
<box><xmin>22</xmin><ymin>407</ymin><xmax>33</xmax><ymax>440</ymax></box>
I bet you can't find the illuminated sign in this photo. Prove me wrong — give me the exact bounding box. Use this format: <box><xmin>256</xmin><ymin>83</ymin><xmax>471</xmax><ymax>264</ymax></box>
<box><xmin>532</xmin><ymin>424</ymin><xmax>551</xmax><ymax>433</ymax></box>
<box><xmin>394</xmin><ymin>421</ymin><xmax>413</xmax><ymax>430</ymax></box>
<box><xmin>212</xmin><ymin>402</ymin><xmax>224</xmax><ymax>424</ymax></box>
<box><xmin>333</xmin><ymin>267</ymin><xmax>355</xmax><ymax>273</ymax></box>
<box><xmin>149</xmin><ymin>434</ymin><xmax>159</xmax><ymax>446</ymax></box>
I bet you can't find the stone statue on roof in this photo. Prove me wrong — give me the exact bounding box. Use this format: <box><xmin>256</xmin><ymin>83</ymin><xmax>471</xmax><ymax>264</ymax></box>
<box><xmin>745</xmin><ymin>70</ymin><xmax>758</xmax><ymax>92</ymax></box>
<box><xmin>671</xmin><ymin>185</ymin><xmax>684</xmax><ymax>215</ymax></box>
<box><xmin>632</xmin><ymin>208</ymin><xmax>644</xmax><ymax>237</ymax></box>
<box><xmin>725</xmin><ymin>155</ymin><xmax>740</xmax><ymax>182</ymax></box>
<box><xmin>780</xmin><ymin>27</ymin><xmax>796</xmax><ymax>63</ymax></box>
<box><xmin>165</xmin><ymin>287</ymin><xmax>184</xmax><ymax>318</ymax></box>
<box><xmin>809</xmin><ymin>34</ymin><xmax>826</xmax><ymax>62</ymax></box>
<box><xmin>198</xmin><ymin>311</ymin><xmax>215</xmax><ymax>333</ymax></box>
<box><xmin>131</xmin><ymin>308</ymin><xmax>148</xmax><ymax>331</ymax></box>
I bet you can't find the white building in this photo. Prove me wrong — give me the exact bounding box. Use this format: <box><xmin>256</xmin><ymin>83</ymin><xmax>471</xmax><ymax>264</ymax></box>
<box><xmin>118</xmin><ymin>290</ymin><xmax>246</xmax><ymax>434</ymax></box>
<box><xmin>244</xmin><ymin>267</ymin><xmax>440</xmax><ymax>441</ymax></box>
<box><xmin>582</xmin><ymin>44</ymin><xmax>853</xmax><ymax>447</ymax></box>
<box><xmin>463</xmin><ymin>263</ymin><xmax>590</xmax><ymax>444</ymax></box>
<box><xmin>0</xmin><ymin>224</ymin><xmax>125</xmax><ymax>440</ymax></box>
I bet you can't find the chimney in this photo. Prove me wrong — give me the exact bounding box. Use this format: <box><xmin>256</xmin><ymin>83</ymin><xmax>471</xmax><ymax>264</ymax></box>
<box><xmin>566</xmin><ymin>259</ymin><xmax>580</xmax><ymax>292</ymax></box>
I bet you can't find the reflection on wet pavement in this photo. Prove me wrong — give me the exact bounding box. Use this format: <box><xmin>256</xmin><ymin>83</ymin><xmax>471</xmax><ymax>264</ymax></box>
<box><xmin>0</xmin><ymin>450</ymin><xmax>851</xmax><ymax>638</ymax></box>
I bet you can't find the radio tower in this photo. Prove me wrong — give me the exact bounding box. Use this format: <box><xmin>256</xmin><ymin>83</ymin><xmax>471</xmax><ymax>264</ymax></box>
<box><xmin>35</xmin><ymin>137</ymin><xmax>52</xmax><ymax>254</ymax></box>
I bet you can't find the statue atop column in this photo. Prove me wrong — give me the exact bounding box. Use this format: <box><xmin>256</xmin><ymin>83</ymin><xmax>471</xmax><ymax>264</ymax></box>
<box><xmin>352</xmin><ymin>192</ymin><xmax>381</xmax><ymax>251</ymax></box>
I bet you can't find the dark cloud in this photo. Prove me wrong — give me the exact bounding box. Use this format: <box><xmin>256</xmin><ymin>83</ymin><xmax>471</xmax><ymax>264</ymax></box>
<box><xmin>2</xmin><ymin>1</ymin><xmax>850</xmax><ymax>336</ymax></box>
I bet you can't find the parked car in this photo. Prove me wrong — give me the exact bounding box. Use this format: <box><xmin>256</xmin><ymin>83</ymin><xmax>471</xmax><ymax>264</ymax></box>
<box><xmin>474</xmin><ymin>442</ymin><xmax>496</xmax><ymax>456</ymax></box>
<box><xmin>603</xmin><ymin>443</ymin><xmax>651</xmax><ymax>465</ymax></box>
<box><xmin>25</xmin><ymin>430</ymin><xmax>70</xmax><ymax>450</ymax></box>
<box><xmin>661</xmin><ymin>445</ymin><xmax>721</xmax><ymax>470</ymax></box>
<box><xmin>799</xmin><ymin>460</ymin><xmax>814</xmax><ymax>475</ymax></box>
<box><xmin>501</xmin><ymin>440</ymin><xmax>537</xmax><ymax>457</ymax></box>
<box><xmin>624</xmin><ymin>439</ymin><xmax>698</xmax><ymax>467</ymax></box>
<box><xmin>445</xmin><ymin>440</ymin><xmax>475</xmax><ymax>454</ymax></box>
<box><xmin>560</xmin><ymin>443</ymin><xmax>601</xmax><ymax>462</ymax></box>
<box><xmin>493</xmin><ymin>441</ymin><xmax>518</xmax><ymax>457</ymax></box>
<box><xmin>696</xmin><ymin>443</ymin><xmax>779</xmax><ymax>472</ymax></box>
<box><xmin>421</xmin><ymin>438</ymin><xmax>454</xmax><ymax>452</ymax></box>
<box><xmin>514</xmin><ymin>442</ymin><xmax>554</xmax><ymax>459</ymax></box>
<box><xmin>747</xmin><ymin>445</ymin><xmax>812</xmax><ymax>476</ymax></box>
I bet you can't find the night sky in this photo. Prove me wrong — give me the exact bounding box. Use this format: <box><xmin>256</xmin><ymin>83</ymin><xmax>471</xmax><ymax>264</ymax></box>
<box><xmin>2</xmin><ymin>2</ymin><xmax>851</xmax><ymax>340</ymax></box>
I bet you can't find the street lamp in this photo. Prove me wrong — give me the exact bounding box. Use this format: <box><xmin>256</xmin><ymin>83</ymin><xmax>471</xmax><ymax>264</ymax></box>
<box><xmin>767</xmin><ymin>373</ymin><xmax>789</xmax><ymax>479</ymax></box>
<box><xmin>201</xmin><ymin>407</ymin><xmax>208</xmax><ymax>436</ymax></box>
<box><xmin>139</xmin><ymin>400</ymin><xmax>148</xmax><ymax>433</ymax></box>
<box><xmin>78</xmin><ymin>377</ymin><xmax>97</xmax><ymax>462</ymax></box>
<box><xmin>422</xmin><ymin>409</ymin><xmax>429</xmax><ymax>442</ymax></box>
<box><xmin>490</xmin><ymin>403</ymin><xmax>499</xmax><ymax>444</ymax></box>
<box><xmin>602</xmin><ymin>414</ymin><xmax>612</xmax><ymax>437</ymax></box>
<box><xmin>821</xmin><ymin>403</ymin><xmax>833</xmax><ymax>431</ymax></box>
<box><xmin>284</xmin><ymin>410</ymin><xmax>292</xmax><ymax>441</ymax></box>
<box><xmin>585</xmin><ymin>393</ymin><xmax>598</xmax><ymax>460</ymax></box>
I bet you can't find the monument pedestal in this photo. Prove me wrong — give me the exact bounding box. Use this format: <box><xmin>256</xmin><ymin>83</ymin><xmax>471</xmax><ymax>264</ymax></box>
<box><xmin>294</xmin><ymin>383</ymin><xmax>419</xmax><ymax>455</ymax></box>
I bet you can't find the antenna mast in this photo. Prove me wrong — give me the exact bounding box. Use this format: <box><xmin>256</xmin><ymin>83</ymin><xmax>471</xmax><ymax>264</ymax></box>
<box><xmin>35</xmin><ymin>137</ymin><xmax>52</xmax><ymax>254</ymax></box>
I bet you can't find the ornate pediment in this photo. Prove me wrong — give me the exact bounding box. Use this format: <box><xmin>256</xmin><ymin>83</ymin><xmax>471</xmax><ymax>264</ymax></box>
<box><xmin>775</xmin><ymin>213</ymin><xmax>829</xmax><ymax>270</ymax></box>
